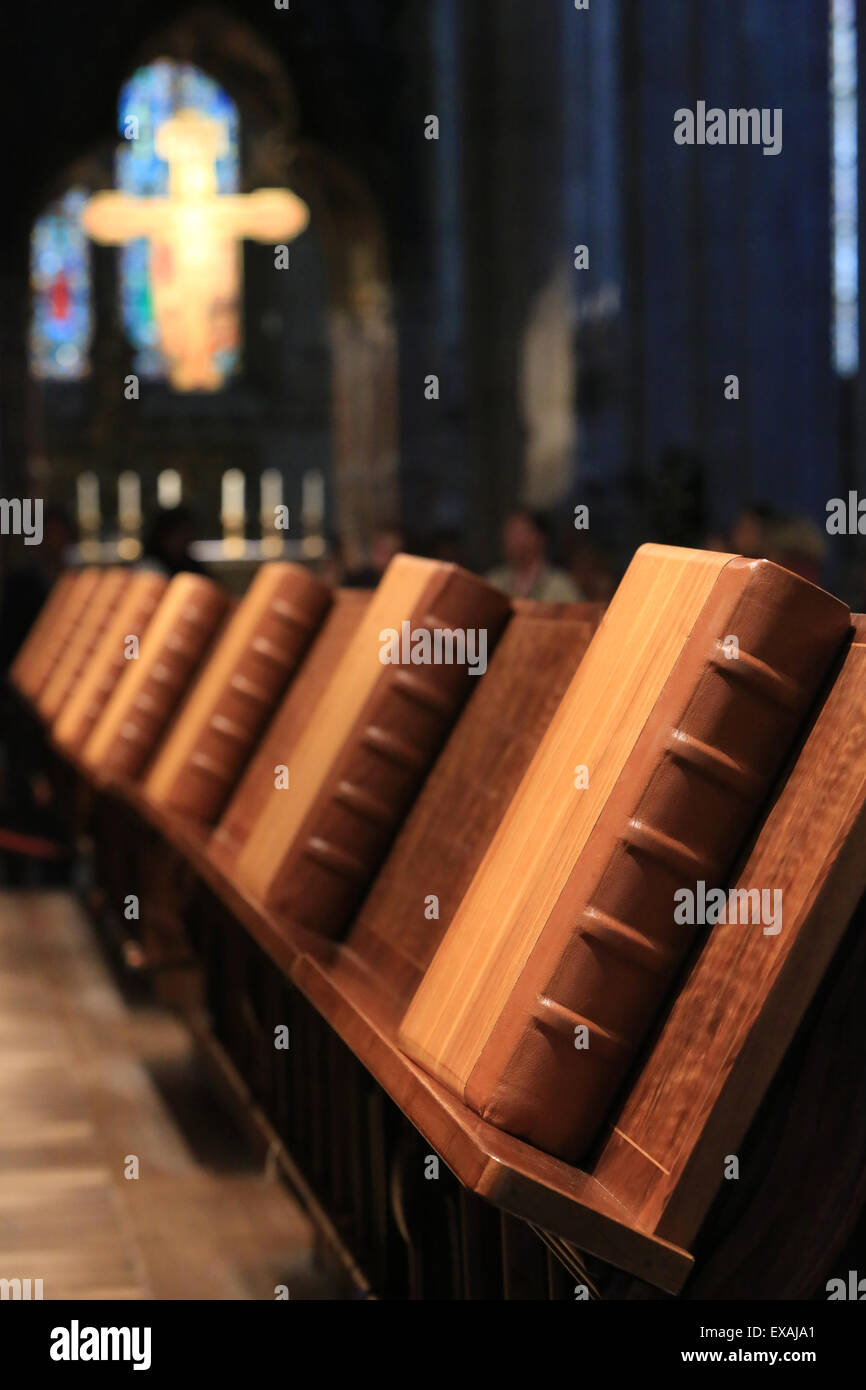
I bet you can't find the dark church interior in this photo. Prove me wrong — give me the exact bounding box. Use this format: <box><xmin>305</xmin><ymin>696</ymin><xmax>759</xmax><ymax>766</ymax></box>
<box><xmin>2</xmin><ymin>0</ymin><xmax>866</xmax><ymax>1336</ymax></box>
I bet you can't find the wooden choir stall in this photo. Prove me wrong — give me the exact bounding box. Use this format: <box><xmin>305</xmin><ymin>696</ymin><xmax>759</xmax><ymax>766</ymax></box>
<box><xmin>9</xmin><ymin>542</ymin><xmax>866</xmax><ymax>1300</ymax></box>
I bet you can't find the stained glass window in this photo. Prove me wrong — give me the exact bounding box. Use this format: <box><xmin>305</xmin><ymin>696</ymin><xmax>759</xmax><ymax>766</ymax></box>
<box><xmin>116</xmin><ymin>60</ymin><xmax>241</xmax><ymax>379</ymax></box>
<box><xmin>29</xmin><ymin>188</ymin><xmax>93</xmax><ymax>380</ymax></box>
<box><xmin>831</xmin><ymin>0</ymin><xmax>859</xmax><ymax>376</ymax></box>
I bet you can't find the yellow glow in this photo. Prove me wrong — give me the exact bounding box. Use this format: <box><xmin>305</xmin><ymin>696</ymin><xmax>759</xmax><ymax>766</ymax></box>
<box><xmin>221</xmin><ymin>536</ymin><xmax>247</xmax><ymax>560</ymax></box>
<box><xmin>77</xmin><ymin>471</ymin><xmax>101</xmax><ymax>541</ymax></box>
<box><xmin>117</xmin><ymin>470</ymin><xmax>141</xmax><ymax>527</ymax></box>
<box><xmin>221</xmin><ymin>467</ymin><xmax>245</xmax><ymax>527</ymax></box>
<box><xmin>83</xmin><ymin>110</ymin><xmax>310</xmax><ymax>392</ymax></box>
<box><xmin>301</xmin><ymin>535</ymin><xmax>327</xmax><ymax>560</ymax></box>
<box><xmin>157</xmin><ymin>469</ymin><xmax>182</xmax><ymax>508</ymax></box>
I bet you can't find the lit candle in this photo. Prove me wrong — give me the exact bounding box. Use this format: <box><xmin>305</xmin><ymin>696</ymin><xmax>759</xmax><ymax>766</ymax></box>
<box><xmin>221</xmin><ymin>468</ymin><xmax>246</xmax><ymax>557</ymax></box>
<box><xmin>117</xmin><ymin>470</ymin><xmax>143</xmax><ymax>561</ymax></box>
<box><xmin>260</xmin><ymin>468</ymin><xmax>283</xmax><ymax>524</ymax></box>
<box><xmin>76</xmin><ymin>471</ymin><xmax>101</xmax><ymax>561</ymax></box>
<box><xmin>260</xmin><ymin>468</ymin><xmax>284</xmax><ymax>556</ymax></box>
<box><xmin>221</xmin><ymin>469</ymin><xmax>246</xmax><ymax>528</ymax></box>
<box><xmin>77</xmin><ymin>471</ymin><xmax>100</xmax><ymax>530</ymax></box>
<box><xmin>157</xmin><ymin>469</ymin><xmax>182</xmax><ymax>509</ymax></box>
<box><xmin>301</xmin><ymin>469</ymin><xmax>326</xmax><ymax>559</ymax></box>
<box><xmin>118</xmin><ymin>470</ymin><xmax>141</xmax><ymax>527</ymax></box>
<box><xmin>301</xmin><ymin>470</ymin><xmax>325</xmax><ymax>527</ymax></box>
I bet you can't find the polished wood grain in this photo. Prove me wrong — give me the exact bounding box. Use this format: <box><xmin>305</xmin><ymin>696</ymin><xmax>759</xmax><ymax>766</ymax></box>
<box><xmin>196</xmin><ymin>603</ymin><xmax>598</xmax><ymax>986</ymax></box>
<box><xmin>8</xmin><ymin>570</ymin><xmax>77</xmax><ymax>697</ymax></box>
<box><xmin>66</xmin><ymin>591</ymin><xmax>372</xmax><ymax>994</ymax></box>
<box><xmin>231</xmin><ymin>558</ymin><xmax>442</xmax><ymax>906</ymax></box>
<box><xmin>210</xmin><ymin>589</ymin><xmax>372</xmax><ymax>868</ymax></box>
<box><xmin>399</xmin><ymin>546</ymin><xmax>850</xmax><ymax>1162</ymax></box>
<box><xmin>37</xmin><ymin>568</ymin><xmax>131</xmax><ymax>722</ymax></box>
<box><xmin>157</xmin><ymin>604</ymin><xmax>596</xmax><ymax>1020</ymax></box>
<box><xmin>232</xmin><ymin>556</ymin><xmax>510</xmax><ymax>939</ymax></box>
<box><xmin>282</xmin><ymin>612</ymin><xmax>866</xmax><ymax>1292</ymax></box>
<box><xmin>679</xmin><ymin>891</ymin><xmax>866</xmax><ymax>1299</ymax></box>
<box><xmin>81</xmin><ymin>573</ymin><xmax>229</xmax><ymax>783</ymax></box>
<box><xmin>52</xmin><ymin>572</ymin><xmax>168</xmax><ymax>753</ymax></box>
<box><xmin>290</xmin><ymin>936</ymin><xmax>693</xmax><ymax>1292</ymax></box>
<box><xmin>21</xmin><ymin>568</ymin><xmax>103</xmax><ymax>702</ymax></box>
<box><xmin>280</xmin><ymin>597</ymin><xmax>696</xmax><ymax>1289</ymax></box>
<box><xmin>399</xmin><ymin>546</ymin><xmax>731</xmax><ymax>1091</ymax></box>
<box><xmin>197</xmin><ymin>597</ymin><xmax>695</xmax><ymax>1287</ymax></box>
<box><xmin>593</xmin><ymin>622</ymin><xmax>866</xmax><ymax>1249</ymax></box>
<box><xmin>323</xmin><ymin>602</ymin><xmax>601</xmax><ymax>1006</ymax></box>
<box><xmin>142</xmin><ymin>563</ymin><xmax>331</xmax><ymax>825</ymax></box>
<box><xmin>39</xmin><ymin>560</ymin><xmax>866</xmax><ymax>1295</ymax></box>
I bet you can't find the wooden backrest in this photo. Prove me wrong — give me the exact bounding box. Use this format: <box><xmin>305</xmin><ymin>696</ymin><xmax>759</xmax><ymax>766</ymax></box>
<box><xmin>210</xmin><ymin>588</ymin><xmax>372</xmax><ymax>868</ymax></box>
<box><xmin>37</xmin><ymin>568</ymin><xmax>131</xmax><ymax>721</ymax></box>
<box><xmin>53</xmin><ymin>572</ymin><xmax>168</xmax><ymax>753</ymax></box>
<box><xmin>81</xmin><ymin>572</ymin><xmax>229</xmax><ymax>783</ymax></box>
<box><xmin>231</xmin><ymin>555</ymin><xmax>510</xmax><ymax>939</ymax></box>
<box><xmin>399</xmin><ymin>545</ymin><xmax>850</xmax><ymax>1161</ymax></box>
<box><xmin>141</xmin><ymin>563</ymin><xmax>331</xmax><ymax>826</ymax></box>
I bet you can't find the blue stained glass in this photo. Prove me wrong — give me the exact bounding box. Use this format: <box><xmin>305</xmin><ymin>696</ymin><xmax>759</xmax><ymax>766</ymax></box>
<box><xmin>831</xmin><ymin>0</ymin><xmax>859</xmax><ymax>376</ymax></box>
<box><xmin>29</xmin><ymin>188</ymin><xmax>93</xmax><ymax>380</ymax></box>
<box><xmin>116</xmin><ymin>59</ymin><xmax>240</xmax><ymax>379</ymax></box>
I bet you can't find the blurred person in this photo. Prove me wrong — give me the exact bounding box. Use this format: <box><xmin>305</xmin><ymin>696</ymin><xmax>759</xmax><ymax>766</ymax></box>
<box><xmin>344</xmin><ymin>522</ymin><xmax>406</xmax><ymax>588</ymax></box>
<box><xmin>703</xmin><ymin>530</ymin><xmax>729</xmax><ymax>553</ymax></box>
<box><xmin>487</xmin><ymin>508</ymin><xmax>583</xmax><ymax>601</ymax></box>
<box><xmin>729</xmin><ymin>503</ymin><xmax>783</xmax><ymax>560</ymax></box>
<box><xmin>729</xmin><ymin>503</ymin><xmax>825</xmax><ymax>584</ymax></box>
<box><xmin>315</xmin><ymin>534</ymin><xmax>345</xmax><ymax>588</ymax></box>
<box><xmin>646</xmin><ymin>445</ymin><xmax>707</xmax><ymax>548</ymax></box>
<box><xmin>763</xmin><ymin>514</ymin><xmax>826</xmax><ymax>585</ymax></box>
<box><xmin>427</xmin><ymin>527</ymin><xmax>466</xmax><ymax>567</ymax></box>
<box><xmin>140</xmin><ymin>505</ymin><xmax>209</xmax><ymax>578</ymax></box>
<box><xmin>567</xmin><ymin>535</ymin><xmax>617</xmax><ymax>603</ymax></box>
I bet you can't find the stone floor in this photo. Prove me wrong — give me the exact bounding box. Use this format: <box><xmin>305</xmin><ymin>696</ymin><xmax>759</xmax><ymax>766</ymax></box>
<box><xmin>0</xmin><ymin>889</ymin><xmax>337</xmax><ymax>1299</ymax></box>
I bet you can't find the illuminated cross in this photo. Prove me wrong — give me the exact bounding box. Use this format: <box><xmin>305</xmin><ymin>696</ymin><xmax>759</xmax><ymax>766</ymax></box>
<box><xmin>83</xmin><ymin>109</ymin><xmax>310</xmax><ymax>391</ymax></box>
